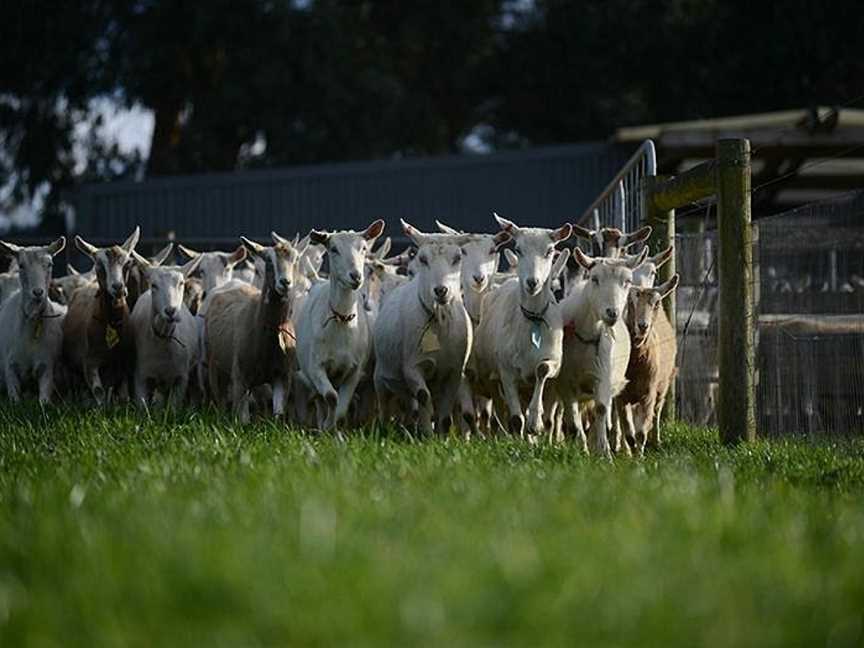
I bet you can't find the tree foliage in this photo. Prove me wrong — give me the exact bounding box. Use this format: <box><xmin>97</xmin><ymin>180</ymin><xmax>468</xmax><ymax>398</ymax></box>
<box><xmin>2</xmin><ymin>0</ymin><xmax>863</xmax><ymax>217</ymax></box>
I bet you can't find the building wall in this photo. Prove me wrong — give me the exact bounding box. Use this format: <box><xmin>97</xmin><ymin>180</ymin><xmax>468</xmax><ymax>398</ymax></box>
<box><xmin>72</xmin><ymin>143</ymin><xmax>631</xmax><ymax>248</ymax></box>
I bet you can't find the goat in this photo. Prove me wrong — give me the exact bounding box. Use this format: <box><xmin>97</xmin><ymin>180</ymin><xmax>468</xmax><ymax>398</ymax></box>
<box><xmin>555</xmin><ymin>248</ymin><xmax>647</xmax><ymax>457</ymax></box>
<box><xmin>617</xmin><ymin>275</ymin><xmax>680</xmax><ymax>454</ymax></box>
<box><xmin>129</xmin><ymin>248</ymin><xmax>202</xmax><ymax>408</ymax></box>
<box><xmin>472</xmin><ymin>214</ymin><xmax>571</xmax><ymax>438</ymax></box>
<box><xmin>205</xmin><ymin>235</ymin><xmax>305</xmax><ymax>421</ymax></box>
<box><xmin>0</xmin><ymin>238</ymin><xmax>67</xmax><ymax>403</ymax></box>
<box><xmin>50</xmin><ymin>263</ymin><xmax>96</xmax><ymax>306</ymax></box>
<box><xmin>294</xmin><ymin>220</ymin><xmax>385</xmax><ymax>430</ymax></box>
<box><xmin>62</xmin><ymin>227</ymin><xmax>141</xmax><ymax>403</ymax></box>
<box><xmin>373</xmin><ymin>221</ymin><xmax>475</xmax><ymax>434</ymax></box>
<box><xmin>571</xmin><ymin>224</ymin><xmax>652</xmax><ymax>258</ymax></box>
<box><xmin>126</xmin><ymin>242</ymin><xmax>173</xmax><ymax>310</ymax></box>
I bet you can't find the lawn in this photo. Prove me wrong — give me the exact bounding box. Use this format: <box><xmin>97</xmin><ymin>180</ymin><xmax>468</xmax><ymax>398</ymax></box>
<box><xmin>1</xmin><ymin>404</ymin><xmax>863</xmax><ymax>647</ymax></box>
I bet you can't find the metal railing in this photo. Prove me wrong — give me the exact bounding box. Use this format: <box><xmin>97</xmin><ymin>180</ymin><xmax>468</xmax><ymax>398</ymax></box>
<box><xmin>576</xmin><ymin>140</ymin><xmax>656</xmax><ymax>232</ymax></box>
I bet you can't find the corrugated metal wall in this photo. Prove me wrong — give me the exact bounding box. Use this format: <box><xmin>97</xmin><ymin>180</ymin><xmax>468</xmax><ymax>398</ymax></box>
<box><xmin>72</xmin><ymin>143</ymin><xmax>631</xmax><ymax>247</ymax></box>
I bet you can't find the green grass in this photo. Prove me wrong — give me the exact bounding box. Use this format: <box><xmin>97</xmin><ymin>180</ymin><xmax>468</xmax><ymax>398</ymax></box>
<box><xmin>1</xmin><ymin>405</ymin><xmax>864</xmax><ymax>647</ymax></box>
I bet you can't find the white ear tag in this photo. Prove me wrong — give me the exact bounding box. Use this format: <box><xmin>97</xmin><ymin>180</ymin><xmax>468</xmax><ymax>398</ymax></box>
<box><xmin>531</xmin><ymin>322</ymin><xmax>542</xmax><ymax>349</ymax></box>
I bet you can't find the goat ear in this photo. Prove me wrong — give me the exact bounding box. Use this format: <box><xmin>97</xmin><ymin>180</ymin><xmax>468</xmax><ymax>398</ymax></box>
<box><xmin>271</xmin><ymin>231</ymin><xmax>290</xmax><ymax>246</ymax></box>
<box><xmin>151</xmin><ymin>242</ymin><xmax>173</xmax><ymax>266</ymax></box>
<box><xmin>571</xmin><ymin>224</ymin><xmax>596</xmax><ymax>240</ymax></box>
<box><xmin>573</xmin><ymin>248</ymin><xmax>596</xmax><ymax>270</ymax></box>
<box><xmin>75</xmin><ymin>235</ymin><xmax>99</xmax><ymax>258</ymax></box>
<box><xmin>503</xmin><ymin>248</ymin><xmax>518</xmax><ymax>268</ymax></box>
<box><xmin>626</xmin><ymin>246</ymin><xmax>650</xmax><ymax>269</ymax></box>
<box><xmin>226</xmin><ymin>245</ymin><xmax>247</xmax><ymax>267</ymax></box>
<box><xmin>551</xmin><ymin>248</ymin><xmax>571</xmax><ymax>278</ymax></box>
<box><xmin>621</xmin><ymin>225</ymin><xmax>652</xmax><ymax>248</ymax></box>
<box><xmin>131</xmin><ymin>250</ymin><xmax>151</xmax><ymax>269</ymax></box>
<box><xmin>653</xmin><ymin>245</ymin><xmax>674</xmax><ymax>269</ymax></box>
<box><xmin>180</xmin><ymin>254</ymin><xmax>202</xmax><ymax>278</ymax></box>
<box><xmin>492</xmin><ymin>230</ymin><xmax>511</xmax><ymax>250</ymax></box>
<box><xmin>121</xmin><ymin>226</ymin><xmax>141</xmax><ymax>253</ymax></box>
<box><xmin>435</xmin><ymin>219</ymin><xmax>460</xmax><ymax>235</ymax></box>
<box><xmin>401</xmin><ymin>219</ymin><xmax>428</xmax><ymax>247</ymax></box>
<box><xmin>67</xmin><ymin>264</ymin><xmax>80</xmax><ymax>276</ymax></box>
<box><xmin>492</xmin><ymin>212</ymin><xmax>518</xmax><ymax>233</ymax></box>
<box><xmin>657</xmin><ymin>273</ymin><xmax>680</xmax><ymax>300</ymax></box>
<box><xmin>309</xmin><ymin>229</ymin><xmax>329</xmax><ymax>246</ymax></box>
<box><xmin>550</xmin><ymin>223</ymin><xmax>572</xmax><ymax>243</ymax></box>
<box><xmin>362</xmin><ymin>219</ymin><xmax>385</xmax><ymax>241</ymax></box>
<box><xmin>0</xmin><ymin>240</ymin><xmax>22</xmax><ymax>258</ymax></box>
<box><xmin>373</xmin><ymin>236</ymin><xmax>392</xmax><ymax>260</ymax></box>
<box><xmin>240</xmin><ymin>237</ymin><xmax>265</xmax><ymax>257</ymax></box>
<box><xmin>177</xmin><ymin>244</ymin><xmax>200</xmax><ymax>259</ymax></box>
<box><xmin>7</xmin><ymin>257</ymin><xmax>18</xmax><ymax>272</ymax></box>
<box><xmin>45</xmin><ymin>236</ymin><xmax>66</xmax><ymax>256</ymax></box>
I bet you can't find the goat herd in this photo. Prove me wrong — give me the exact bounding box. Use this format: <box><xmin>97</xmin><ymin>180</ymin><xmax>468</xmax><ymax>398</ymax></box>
<box><xmin>0</xmin><ymin>215</ymin><xmax>680</xmax><ymax>458</ymax></box>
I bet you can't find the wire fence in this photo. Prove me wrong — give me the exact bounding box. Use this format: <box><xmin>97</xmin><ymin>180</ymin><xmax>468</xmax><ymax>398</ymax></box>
<box><xmin>675</xmin><ymin>190</ymin><xmax>864</xmax><ymax>435</ymax></box>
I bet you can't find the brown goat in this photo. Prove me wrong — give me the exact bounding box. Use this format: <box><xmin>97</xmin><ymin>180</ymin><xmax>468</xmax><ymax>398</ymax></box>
<box><xmin>62</xmin><ymin>228</ymin><xmax>140</xmax><ymax>403</ymax></box>
<box><xmin>617</xmin><ymin>274</ymin><xmax>679</xmax><ymax>454</ymax></box>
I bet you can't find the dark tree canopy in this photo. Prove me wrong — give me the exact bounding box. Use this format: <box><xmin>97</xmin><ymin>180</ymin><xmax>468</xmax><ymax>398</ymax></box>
<box><xmin>2</xmin><ymin>0</ymin><xmax>863</xmax><ymax>218</ymax></box>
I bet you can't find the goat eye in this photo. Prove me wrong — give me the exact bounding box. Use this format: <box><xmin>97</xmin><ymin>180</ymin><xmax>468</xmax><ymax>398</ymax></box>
<box><xmin>591</xmin><ymin>276</ymin><xmax>599</xmax><ymax>285</ymax></box>
<box><xmin>330</xmin><ymin>247</ymin><xmax>339</xmax><ymax>255</ymax></box>
<box><xmin>488</xmin><ymin>247</ymin><xmax>496</xmax><ymax>256</ymax></box>
<box><xmin>419</xmin><ymin>256</ymin><xmax>429</xmax><ymax>266</ymax></box>
<box><xmin>514</xmin><ymin>247</ymin><xmax>522</xmax><ymax>256</ymax></box>
<box><xmin>545</xmin><ymin>247</ymin><xmax>554</xmax><ymax>258</ymax></box>
<box><xmin>452</xmin><ymin>255</ymin><xmax>461</xmax><ymax>266</ymax></box>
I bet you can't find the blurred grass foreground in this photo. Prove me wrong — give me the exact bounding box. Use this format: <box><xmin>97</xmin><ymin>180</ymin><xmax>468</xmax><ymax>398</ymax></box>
<box><xmin>1</xmin><ymin>405</ymin><xmax>863</xmax><ymax>646</ymax></box>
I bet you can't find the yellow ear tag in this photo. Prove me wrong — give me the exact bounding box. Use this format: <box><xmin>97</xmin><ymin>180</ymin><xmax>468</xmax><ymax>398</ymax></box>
<box><xmin>33</xmin><ymin>319</ymin><xmax>43</xmax><ymax>340</ymax></box>
<box><xmin>278</xmin><ymin>329</ymin><xmax>292</xmax><ymax>353</ymax></box>
<box><xmin>421</xmin><ymin>328</ymin><xmax>440</xmax><ymax>353</ymax></box>
<box><xmin>105</xmin><ymin>324</ymin><xmax>120</xmax><ymax>349</ymax></box>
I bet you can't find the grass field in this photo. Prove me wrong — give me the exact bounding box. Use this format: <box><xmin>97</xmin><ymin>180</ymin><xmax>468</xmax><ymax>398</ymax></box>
<box><xmin>1</xmin><ymin>404</ymin><xmax>863</xmax><ymax>646</ymax></box>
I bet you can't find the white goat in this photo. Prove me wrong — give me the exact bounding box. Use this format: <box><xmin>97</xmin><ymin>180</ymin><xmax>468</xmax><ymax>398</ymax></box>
<box><xmin>0</xmin><ymin>238</ymin><xmax>67</xmax><ymax>403</ymax></box>
<box><xmin>373</xmin><ymin>221</ymin><xmax>475</xmax><ymax>434</ymax></box>
<box><xmin>50</xmin><ymin>263</ymin><xmax>96</xmax><ymax>306</ymax></box>
<box><xmin>129</xmin><ymin>248</ymin><xmax>202</xmax><ymax>407</ymax></box>
<box><xmin>472</xmin><ymin>214</ymin><xmax>571</xmax><ymax>438</ymax></box>
<box><xmin>632</xmin><ymin>245</ymin><xmax>674</xmax><ymax>288</ymax></box>
<box><xmin>294</xmin><ymin>220</ymin><xmax>384</xmax><ymax>430</ymax></box>
<box><xmin>555</xmin><ymin>248</ymin><xmax>647</xmax><ymax>457</ymax></box>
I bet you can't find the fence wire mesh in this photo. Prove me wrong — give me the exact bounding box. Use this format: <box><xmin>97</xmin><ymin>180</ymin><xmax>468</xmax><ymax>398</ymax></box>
<box><xmin>675</xmin><ymin>190</ymin><xmax>864</xmax><ymax>436</ymax></box>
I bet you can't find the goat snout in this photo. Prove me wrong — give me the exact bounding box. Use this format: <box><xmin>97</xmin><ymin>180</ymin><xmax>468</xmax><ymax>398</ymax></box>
<box><xmin>638</xmin><ymin>321</ymin><xmax>649</xmax><ymax>333</ymax></box>
<box><xmin>433</xmin><ymin>285</ymin><xmax>449</xmax><ymax>303</ymax></box>
<box><xmin>164</xmin><ymin>306</ymin><xmax>178</xmax><ymax>320</ymax></box>
<box><xmin>32</xmin><ymin>287</ymin><xmax>44</xmax><ymax>298</ymax></box>
<box><xmin>348</xmin><ymin>270</ymin><xmax>361</xmax><ymax>288</ymax></box>
<box><xmin>111</xmin><ymin>282</ymin><xmax>126</xmax><ymax>297</ymax></box>
<box><xmin>278</xmin><ymin>277</ymin><xmax>292</xmax><ymax>291</ymax></box>
<box><xmin>604</xmin><ymin>307</ymin><xmax>619</xmax><ymax>324</ymax></box>
<box><xmin>473</xmin><ymin>273</ymin><xmax>486</xmax><ymax>287</ymax></box>
<box><xmin>525</xmin><ymin>277</ymin><xmax>539</xmax><ymax>294</ymax></box>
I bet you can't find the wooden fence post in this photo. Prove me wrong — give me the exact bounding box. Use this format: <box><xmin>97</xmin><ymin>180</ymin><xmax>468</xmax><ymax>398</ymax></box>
<box><xmin>716</xmin><ymin>139</ymin><xmax>756</xmax><ymax>443</ymax></box>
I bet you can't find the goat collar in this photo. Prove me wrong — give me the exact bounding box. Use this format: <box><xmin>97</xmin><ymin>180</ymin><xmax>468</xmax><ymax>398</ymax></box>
<box><xmin>520</xmin><ymin>301</ymin><xmax>550</xmax><ymax>328</ymax></box>
<box><xmin>324</xmin><ymin>301</ymin><xmax>357</xmax><ymax>328</ymax></box>
<box><xmin>152</xmin><ymin>322</ymin><xmax>186</xmax><ymax>348</ymax></box>
<box><xmin>418</xmin><ymin>293</ymin><xmax>435</xmax><ymax>320</ymax></box>
<box><xmin>563</xmin><ymin>321</ymin><xmax>601</xmax><ymax>348</ymax></box>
